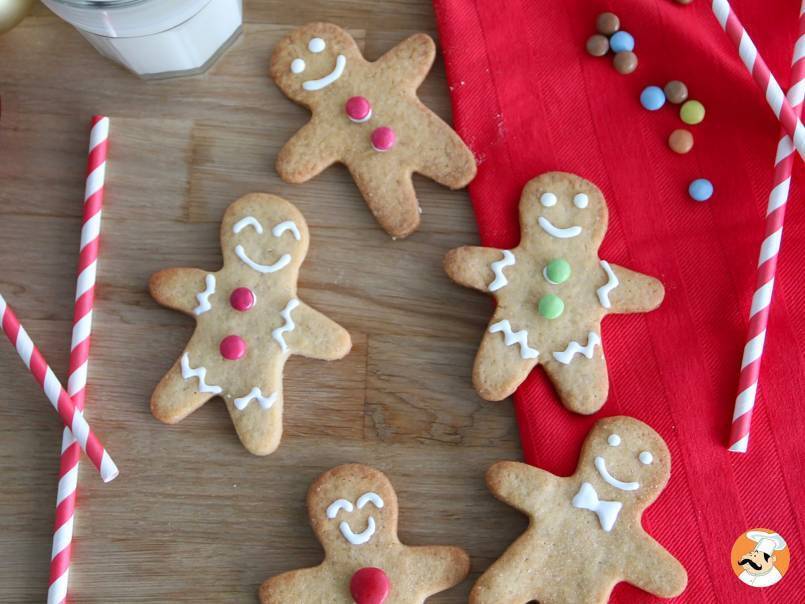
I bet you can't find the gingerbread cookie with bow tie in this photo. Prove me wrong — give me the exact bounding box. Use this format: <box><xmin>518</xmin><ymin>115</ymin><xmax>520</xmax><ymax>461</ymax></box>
<box><xmin>470</xmin><ymin>416</ymin><xmax>687</xmax><ymax>604</ymax></box>
<box><xmin>259</xmin><ymin>464</ymin><xmax>470</xmax><ymax>603</ymax></box>
<box><xmin>149</xmin><ymin>193</ymin><xmax>351</xmax><ymax>455</ymax></box>
<box><xmin>444</xmin><ymin>171</ymin><xmax>664</xmax><ymax>414</ymax></box>
<box><xmin>270</xmin><ymin>22</ymin><xmax>477</xmax><ymax>239</ymax></box>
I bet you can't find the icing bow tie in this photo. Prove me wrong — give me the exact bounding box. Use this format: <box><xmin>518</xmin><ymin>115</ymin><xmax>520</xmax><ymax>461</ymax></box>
<box><xmin>572</xmin><ymin>482</ymin><xmax>622</xmax><ymax>532</ymax></box>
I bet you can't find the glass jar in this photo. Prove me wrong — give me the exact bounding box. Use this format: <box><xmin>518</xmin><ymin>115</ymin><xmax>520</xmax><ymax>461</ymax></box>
<box><xmin>41</xmin><ymin>0</ymin><xmax>243</xmax><ymax>79</ymax></box>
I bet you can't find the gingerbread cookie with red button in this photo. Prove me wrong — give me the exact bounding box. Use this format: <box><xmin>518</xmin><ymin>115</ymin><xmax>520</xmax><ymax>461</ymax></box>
<box><xmin>444</xmin><ymin>172</ymin><xmax>664</xmax><ymax>414</ymax></box>
<box><xmin>470</xmin><ymin>417</ymin><xmax>687</xmax><ymax>604</ymax></box>
<box><xmin>149</xmin><ymin>193</ymin><xmax>351</xmax><ymax>455</ymax></box>
<box><xmin>259</xmin><ymin>464</ymin><xmax>470</xmax><ymax>603</ymax></box>
<box><xmin>270</xmin><ymin>22</ymin><xmax>477</xmax><ymax>239</ymax></box>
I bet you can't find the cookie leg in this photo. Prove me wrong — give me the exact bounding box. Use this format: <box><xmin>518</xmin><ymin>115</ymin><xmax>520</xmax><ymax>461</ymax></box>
<box><xmin>415</xmin><ymin>123</ymin><xmax>477</xmax><ymax>189</ymax></box>
<box><xmin>473</xmin><ymin>317</ymin><xmax>540</xmax><ymax>401</ymax></box>
<box><xmin>470</xmin><ymin>541</ymin><xmax>542</xmax><ymax>604</ymax></box>
<box><xmin>226</xmin><ymin>383</ymin><xmax>284</xmax><ymax>456</ymax></box>
<box><xmin>542</xmin><ymin>350</ymin><xmax>609</xmax><ymax>415</ymax></box>
<box><xmin>348</xmin><ymin>164</ymin><xmax>420</xmax><ymax>238</ymax></box>
<box><xmin>151</xmin><ymin>356</ymin><xmax>216</xmax><ymax>423</ymax></box>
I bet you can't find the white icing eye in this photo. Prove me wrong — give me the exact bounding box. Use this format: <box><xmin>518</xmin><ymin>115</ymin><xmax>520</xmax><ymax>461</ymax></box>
<box><xmin>540</xmin><ymin>192</ymin><xmax>557</xmax><ymax>207</ymax></box>
<box><xmin>639</xmin><ymin>451</ymin><xmax>653</xmax><ymax>465</ymax></box>
<box><xmin>607</xmin><ymin>434</ymin><xmax>621</xmax><ymax>447</ymax></box>
<box><xmin>290</xmin><ymin>58</ymin><xmax>306</xmax><ymax>74</ymax></box>
<box><xmin>573</xmin><ymin>193</ymin><xmax>589</xmax><ymax>209</ymax></box>
<box><xmin>308</xmin><ymin>37</ymin><xmax>326</xmax><ymax>53</ymax></box>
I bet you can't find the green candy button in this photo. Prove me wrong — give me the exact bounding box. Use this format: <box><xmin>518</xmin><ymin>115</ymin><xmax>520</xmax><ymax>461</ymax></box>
<box><xmin>544</xmin><ymin>258</ymin><xmax>571</xmax><ymax>284</ymax></box>
<box><xmin>538</xmin><ymin>294</ymin><xmax>565</xmax><ymax>319</ymax></box>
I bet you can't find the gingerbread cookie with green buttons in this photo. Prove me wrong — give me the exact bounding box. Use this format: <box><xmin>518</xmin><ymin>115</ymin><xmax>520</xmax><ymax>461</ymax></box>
<box><xmin>444</xmin><ymin>172</ymin><xmax>664</xmax><ymax>414</ymax></box>
<box><xmin>270</xmin><ymin>22</ymin><xmax>476</xmax><ymax>239</ymax></box>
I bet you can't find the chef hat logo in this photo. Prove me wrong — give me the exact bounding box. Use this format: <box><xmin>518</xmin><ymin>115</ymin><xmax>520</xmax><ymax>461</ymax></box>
<box><xmin>730</xmin><ymin>527</ymin><xmax>791</xmax><ymax>588</ymax></box>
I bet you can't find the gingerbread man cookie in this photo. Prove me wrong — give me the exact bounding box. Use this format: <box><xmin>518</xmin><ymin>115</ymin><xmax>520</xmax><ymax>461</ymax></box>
<box><xmin>270</xmin><ymin>22</ymin><xmax>477</xmax><ymax>239</ymax></box>
<box><xmin>444</xmin><ymin>172</ymin><xmax>664</xmax><ymax>414</ymax></box>
<box><xmin>471</xmin><ymin>416</ymin><xmax>687</xmax><ymax>604</ymax></box>
<box><xmin>259</xmin><ymin>464</ymin><xmax>470</xmax><ymax>603</ymax></box>
<box><xmin>149</xmin><ymin>193</ymin><xmax>351</xmax><ymax>455</ymax></box>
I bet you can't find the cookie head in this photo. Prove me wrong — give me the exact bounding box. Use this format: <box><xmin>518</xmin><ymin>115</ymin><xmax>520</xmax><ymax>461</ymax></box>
<box><xmin>220</xmin><ymin>193</ymin><xmax>309</xmax><ymax>279</ymax></box>
<box><xmin>270</xmin><ymin>23</ymin><xmax>361</xmax><ymax>105</ymax></box>
<box><xmin>519</xmin><ymin>172</ymin><xmax>608</xmax><ymax>249</ymax></box>
<box><xmin>578</xmin><ymin>417</ymin><xmax>671</xmax><ymax>510</ymax></box>
<box><xmin>308</xmin><ymin>464</ymin><xmax>398</xmax><ymax>552</ymax></box>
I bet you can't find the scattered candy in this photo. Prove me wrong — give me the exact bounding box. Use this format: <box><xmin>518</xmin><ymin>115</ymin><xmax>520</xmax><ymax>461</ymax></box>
<box><xmin>609</xmin><ymin>31</ymin><xmax>635</xmax><ymax>53</ymax></box>
<box><xmin>663</xmin><ymin>80</ymin><xmax>688</xmax><ymax>104</ymax></box>
<box><xmin>688</xmin><ymin>178</ymin><xmax>713</xmax><ymax>201</ymax></box>
<box><xmin>586</xmin><ymin>34</ymin><xmax>610</xmax><ymax>57</ymax></box>
<box><xmin>538</xmin><ymin>293</ymin><xmax>565</xmax><ymax>319</ymax></box>
<box><xmin>680</xmin><ymin>99</ymin><xmax>705</xmax><ymax>124</ymax></box>
<box><xmin>596</xmin><ymin>12</ymin><xmax>620</xmax><ymax>35</ymax></box>
<box><xmin>371</xmin><ymin>126</ymin><xmax>396</xmax><ymax>152</ymax></box>
<box><xmin>544</xmin><ymin>259</ymin><xmax>571</xmax><ymax>285</ymax></box>
<box><xmin>613</xmin><ymin>51</ymin><xmax>638</xmax><ymax>74</ymax></box>
<box><xmin>640</xmin><ymin>86</ymin><xmax>666</xmax><ymax>111</ymax></box>
<box><xmin>668</xmin><ymin>129</ymin><xmax>694</xmax><ymax>154</ymax></box>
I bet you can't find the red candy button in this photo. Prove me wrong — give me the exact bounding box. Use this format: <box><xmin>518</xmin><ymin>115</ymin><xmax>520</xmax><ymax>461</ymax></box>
<box><xmin>370</xmin><ymin>127</ymin><xmax>395</xmax><ymax>152</ymax></box>
<box><xmin>346</xmin><ymin>96</ymin><xmax>372</xmax><ymax>123</ymax></box>
<box><xmin>230</xmin><ymin>287</ymin><xmax>255</xmax><ymax>311</ymax></box>
<box><xmin>350</xmin><ymin>567</ymin><xmax>390</xmax><ymax>604</ymax></box>
<box><xmin>220</xmin><ymin>335</ymin><xmax>246</xmax><ymax>360</ymax></box>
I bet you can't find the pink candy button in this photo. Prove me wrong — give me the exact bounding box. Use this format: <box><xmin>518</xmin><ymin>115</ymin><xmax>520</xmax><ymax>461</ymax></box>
<box><xmin>220</xmin><ymin>335</ymin><xmax>246</xmax><ymax>360</ymax></box>
<box><xmin>345</xmin><ymin>96</ymin><xmax>372</xmax><ymax>123</ymax></box>
<box><xmin>350</xmin><ymin>567</ymin><xmax>390</xmax><ymax>604</ymax></box>
<box><xmin>371</xmin><ymin>127</ymin><xmax>396</xmax><ymax>152</ymax></box>
<box><xmin>230</xmin><ymin>287</ymin><xmax>255</xmax><ymax>312</ymax></box>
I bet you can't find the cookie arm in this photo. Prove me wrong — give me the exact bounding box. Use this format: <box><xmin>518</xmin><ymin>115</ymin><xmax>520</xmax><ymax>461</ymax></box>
<box><xmin>600</xmin><ymin>263</ymin><xmax>665</xmax><ymax>315</ymax></box>
<box><xmin>259</xmin><ymin>567</ymin><xmax>323</xmax><ymax>604</ymax></box>
<box><xmin>377</xmin><ymin>33</ymin><xmax>436</xmax><ymax>89</ymax></box>
<box><xmin>444</xmin><ymin>246</ymin><xmax>508</xmax><ymax>293</ymax></box>
<box><xmin>624</xmin><ymin>535</ymin><xmax>687</xmax><ymax>598</ymax></box>
<box><xmin>285</xmin><ymin>301</ymin><xmax>351</xmax><ymax>360</ymax></box>
<box><xmin>485</xmin><ymin>461</ymin><xmax>558</xmax><ymax>515</ymax></box>
<box><xmin>406</xmin><ymin>545</ymin><xmax>470</xmax><ymax>594</ymax></box>
<box><xmin>149</xmin><ymin>268</ymin><xmax>212</xmax><ymax>316</ymax></box>
<box><xmin>276</xmin><ymin>120</ymin><xmax>340</xmax><ymax>184</ymax></box>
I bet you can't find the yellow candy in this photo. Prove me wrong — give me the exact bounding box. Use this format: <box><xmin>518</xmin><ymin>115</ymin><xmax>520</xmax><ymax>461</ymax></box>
<box><xmin>680</xmin><ymin>100</ymin><xmax>705</xmax><ymax>125</ymax></box>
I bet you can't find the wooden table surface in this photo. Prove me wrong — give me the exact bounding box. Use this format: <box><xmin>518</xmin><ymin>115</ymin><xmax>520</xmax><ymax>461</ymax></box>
<box><xmin>0</xmin><ymin>2</ymin><xmax>526</xmax><ymax>602</ymax></box>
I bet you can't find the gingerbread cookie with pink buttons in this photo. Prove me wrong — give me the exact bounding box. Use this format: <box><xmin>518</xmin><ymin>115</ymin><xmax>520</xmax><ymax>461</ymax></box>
<box><xmin>259</xmin><ymin>464</ymin><xmax>470</xmax><ymax>603</ymax></box>
<box><xmin>471</xmin><ymin>417</ymin><xmax>687</xmax><ymax>604</ymax></box>
<box><xmin>445</xmin><ymin>172</ymin><xmax>664</xmax><ymax>414</ymax></box>
<box><xmin>270</xmin><ymin>22</ymin><xmax>477</xmax><ymax>239</ymax></box>
<box><xmin>149</xmin><ymin>193</ymin><xmax>351</xmax><ymax>455</ymax></box>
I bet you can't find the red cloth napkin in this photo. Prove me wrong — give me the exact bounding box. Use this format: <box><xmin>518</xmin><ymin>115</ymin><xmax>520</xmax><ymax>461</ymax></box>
<box><xmin>433</xmin><ymin>1</ymin><xmax>805</xmax><ymax>602</ymax></box>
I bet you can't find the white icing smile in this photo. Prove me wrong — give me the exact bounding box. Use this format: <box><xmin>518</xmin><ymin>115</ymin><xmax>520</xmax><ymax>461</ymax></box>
<box><xmin>594</xmin><ymin>456</ymin><xmax>639</xmax><ymax>491</ymax></box>
<box><xmin>326</xmin><ymin>491</ymin><xmax>385</xmax><ymax>545</ymax></box>
<box><xmin>538</xmin><ymin>216</ymin><xmax>582</xmax><ymax>239</ymax></box>
<box><xmin>235</xmin><ymin>246</ymin><xmax>291</xmax><ymax>274</ymax></box>
<box><xmin>303</xmin><ymin>54</ymin><xmax>346</xmax><ymax>91</ymax></box>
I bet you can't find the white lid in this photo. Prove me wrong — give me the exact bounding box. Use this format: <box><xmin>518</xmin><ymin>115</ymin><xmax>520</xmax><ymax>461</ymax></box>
<box><xmin>42</xmin><ymin>0</ymin><xmax>213</xmax><ymax>38</ymax></box>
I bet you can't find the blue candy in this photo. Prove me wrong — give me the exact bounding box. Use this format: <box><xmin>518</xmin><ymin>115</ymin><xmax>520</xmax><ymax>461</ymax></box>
<box><xmin>609</xmin><ymin>31</ymin><xmax>635</xmax><ymax>53</ymax></box>
<box><xmin>640</xmin><ymin>86</ymin><xmax>666</xmax><ymax>111</ymax></box>
<box><xmin>688</xmin><ymin>178</ymin><xmax>714</xmax><ymax>202</ymax></box>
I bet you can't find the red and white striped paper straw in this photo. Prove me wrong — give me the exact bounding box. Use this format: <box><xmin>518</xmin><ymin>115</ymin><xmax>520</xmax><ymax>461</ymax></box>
<box><xmin>711</xmin><ymin>0</ymin><xmax>805</xmax><ymax>160</ymax></box>
<box><xmin>0</xmin><ymin>293</ymin><xmax>118</xmax><ymax>482</ymax></box>
<box><xmin>729</xmin><ymin>4</ymin><xmax>805</xmax><ymax>453</ymax></box>
<box><xmin>47</xmin><ymin>115</ymin><xmax>109</xmax><ymax>604</ymax></box>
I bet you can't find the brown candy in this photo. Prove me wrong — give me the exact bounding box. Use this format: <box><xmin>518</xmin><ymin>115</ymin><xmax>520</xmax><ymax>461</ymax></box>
<box><xmin>664</xmin><ymin>80</ymin><xmax>689</xmax><ymax>104</ymax></box>
<box><xmin>613</xmin><ymin>51</ymin><xmax>638</xmax><ymax>74</ymax></box>
<box><xmin>668</xmin><ymin>129</ymin><xmax>694</xmax><ymax>154</ymax></box>
<box><xmin>596</xmin><ymin>12</ymin><xmax>620</xmax><ymax>35</ymax></box>
<box><xmin>586</xmin><ymin>34</ymin><xmax>610</xmax><ymax>57</ymax></box>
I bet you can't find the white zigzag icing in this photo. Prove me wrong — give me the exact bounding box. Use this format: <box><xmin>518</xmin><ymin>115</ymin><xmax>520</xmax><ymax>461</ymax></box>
<box><xmin>597</xmin><ymin>261</ymin><xmax>619</xmax><ymax>309</ymax></box>
<box><xmin>488</xmin><ymin>250</ymin><xmax>515</xmax><ymax>292</ymax></box>
<box><xmin>193</xmin><ymin>274</ymin><xmax>216</xmax><ymax>315</ymax></box>
<box><xmin>180</xmin><ymin>353</ymin><xmax>222</xmax><ymax>394</ymax></box>
<box><xmin>489</xmin><ymin>319</ymin><xmax>539</xmax><ymax>359</ymax></box>
<box><xmin>272</xmin><ymin>298</ymin><xmax>300</xmax><ymax>352</ymax></box>
<box><xmin>553</xmin><ymin>332</ymin><xmax>601</xmax><ymax>365</ymax></box>
<box><xmin>233</xmin><ymin>387</ymin><xmax>277</xmax><ymax>410</ymax></box>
